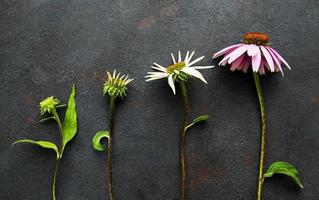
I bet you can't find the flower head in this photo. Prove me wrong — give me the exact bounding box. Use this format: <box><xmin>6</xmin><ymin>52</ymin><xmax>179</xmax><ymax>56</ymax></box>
<box><xmin>39</xmin><ymin>96</ymin><xmax>60</xmax><ymax>115</ymax></box>
<box><xmin>103</xmin><ymin>70</ymin><xmax>133</xmax><ymax>98</ymax></box>
<box><xmin>213</xmin><ymin>32</ymin><xmax>291</xmax><ymax>76</ymax></box>
<box><xmin>145</xmin><ymin>51</ymin><xmax>214</xmax><ymax>94</ymax></box>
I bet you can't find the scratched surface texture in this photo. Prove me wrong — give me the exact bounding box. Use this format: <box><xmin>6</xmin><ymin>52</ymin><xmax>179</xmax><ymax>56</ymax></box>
<box><xmin>0</xmin><ymin>0</ymin><xmax>318</xmax><ymax>200</ymax></box>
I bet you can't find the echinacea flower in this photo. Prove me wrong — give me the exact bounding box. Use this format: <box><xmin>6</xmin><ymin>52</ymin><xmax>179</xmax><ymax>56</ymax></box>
<box><xmin>213</xmin><ymin>32</ymin><xmax>291</xmax><ymax>76</ymax></box>
<box><xmin>14</xmin><ymin>85</ymin><xmax>77</xmax><ymax>200</ymax></box>
<box><xmin>94</xmin><ymin>70</ymin><xmax>134</xmax><ymax>200</ymax></box>
<box><xmin>39</xmin><ymin>96</ymin><xmax>60</xmax><ymax>115</ymax></box>
<box><xmin>146</xmin><ymin>51</ymin><xmax>212</xmax><ymax>200</ymax></box>
<box><xmin>213</xmin><ymin>33</ymin><xmax>302</xmax><ymax>200</ymax></box>
<box><xmin>145</xmin><ymin>51</ymin><xmax>214</xmax><ymax>94</ymax></box>
<box><xmin>103</xmin><ymin>70</ymin><xmax>134</xmax><ymax>98</ymax></box>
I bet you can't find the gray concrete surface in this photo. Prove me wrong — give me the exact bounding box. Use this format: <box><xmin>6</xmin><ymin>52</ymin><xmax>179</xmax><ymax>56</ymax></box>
<box><xmin>0</xmin><ymin>0</ymin><xmax>318</xmax><ymax>199</ymax></box>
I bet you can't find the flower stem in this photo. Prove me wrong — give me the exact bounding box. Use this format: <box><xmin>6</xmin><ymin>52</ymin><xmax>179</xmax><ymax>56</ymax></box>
<box><xmin>107</xmin><ymin>96</ymin><xmax>116</xmax><ymax>200</ymax></box>
<box><xmin>178</xmin><ymin>81</ymin><xmax>189</xmax><ymax>200</ymax></box>
<box><xmin>252</xmin><ymin>72</ymin><xmax>267</xmax><ymax>200</ymax></box>
<box><xmin>51</xmin><ymin>109</ymin><xmax>64</xmax><ymax>200</ymax></box>
<box><xmin>52</xmin><ymin>158</ymin><xmax>61</xmax><ymax>200</ymax></box>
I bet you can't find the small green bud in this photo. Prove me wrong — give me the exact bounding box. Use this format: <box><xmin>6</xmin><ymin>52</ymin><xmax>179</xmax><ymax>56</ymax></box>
<box><xmin>103</xmin><ymin>70</ymin><xmax>133</xmax><ymax>98</ymax></box>
<box><xmin>39</xmin><ymin>96</ymin><xmax>60</xmax><ymax>115</ymax></box>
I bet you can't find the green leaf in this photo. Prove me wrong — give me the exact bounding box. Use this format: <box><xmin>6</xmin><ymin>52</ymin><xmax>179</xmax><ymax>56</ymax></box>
<box><xmin>62</xmin><ymin>84</ymin><xmax>77</xmax><ymax>146</ymax></box>
<box><xmin>12</xmin><ymin>139</ymin><xmax>59</xmax><ymax>159</ymax></box>
<box><xmin>185</xmin><ymin>115</ymin><xmax>209</xmax><ymax>131</ymax></box>
<box><xmin>192</xmin><ymin>115</ymin><xmax>209</xmax><ymax>124</ymax></box>
<box><xmin>92</xmin><ymin>131</ymin><xmax>110</xmax><ymax>151</ymax></box>
<box><xmin>56</xmin><ymin>104</ymin><xmax>67</xmax><ymax>108</ymax></box>
<box><xmin>39</xmin><ymin>116</ymin><xmax>55</xmax><ymax>123</ymax></box>
<box><xmin>264</xmin><ymin>161</ymin><xmax>303</xmax><ymax>189</ymax></box>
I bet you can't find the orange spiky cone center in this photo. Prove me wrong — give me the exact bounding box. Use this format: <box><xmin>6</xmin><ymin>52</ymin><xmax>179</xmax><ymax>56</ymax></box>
<box><xmin>243</xmin><ymin>32</ymin><xmax>269</xmax><ymax>45</ymax></box>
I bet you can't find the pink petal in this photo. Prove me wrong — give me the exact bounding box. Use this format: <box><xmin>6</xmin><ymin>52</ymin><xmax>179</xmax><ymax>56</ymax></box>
<box><xmin>247</xmin><ymin>44</ymin><xmax>259</xmax><ymax>57</ymax></box>
<box><xmin>265</xmin><ymin>47</ymin><xmax>284</xmax><ymax>76</ymax></box>
<box><xmin>241</xmin><ymin>56</ymin><xmax>251</xmax><ymax>73</ymax></box>
<box><xmin>230</xmin><ymin>54</ymin><xmax>245</xmax><ymax>71</ymax></box>
<box><xmin>251</xmin><ymin>48</ymin><xmax>261</xmax><ymax>72</ymax></box>
<box><xmin>262</xmin><ymin>57</ymin><xmax>271</xmax><ymax>71</ymax></box>
<box><xmin>228</xmin><ymin>45</ymin><xmax>250</xmax><ymax>64</ymax></box>
<box><xmin>260</xmin><ymin>46</ymin><xmax>275</xmax><ymax>72</ymax></box>
<box><xmin>258</xmin><ymin>58</ymin><xmax>266</xmax><ymax>75</ymax></box>
<box><xmin>267</xmin><ymin>47</ymin><xmax>291</xmax><ymax>70</ymax></box>
<box><xmin>213</xmin><ymin>43</ymin><xmax>243</xmax><ymax>58</ymax></box>
<box><xmin>219</xmin><ymin>51</ymin><xmax>233</xmax><ymax>66</ymax></box>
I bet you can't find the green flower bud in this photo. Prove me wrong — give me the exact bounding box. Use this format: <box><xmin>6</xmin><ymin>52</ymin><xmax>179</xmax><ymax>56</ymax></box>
<box><xmin>103</xmin><ymin>70</ymin><xmax>133</xmax><ymax>98</ymax></box>
<box><xmin>39</xmin><ymin>96</ymin><xmax>60</xmax><ymax>115</ymax></box>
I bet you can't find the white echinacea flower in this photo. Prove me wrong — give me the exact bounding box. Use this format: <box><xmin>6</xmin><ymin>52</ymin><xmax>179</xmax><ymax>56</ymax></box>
<box><xmin>145</xmin><ymin>51</ymin><xmax>214</xmax><ymax>94</ymax></box>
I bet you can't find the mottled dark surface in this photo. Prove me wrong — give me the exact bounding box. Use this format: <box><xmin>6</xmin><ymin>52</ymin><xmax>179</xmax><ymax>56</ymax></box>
<box><xmin>1</xmin><ymin>0</ymin><xmax>318</xmax><ymax>199</ymax></box>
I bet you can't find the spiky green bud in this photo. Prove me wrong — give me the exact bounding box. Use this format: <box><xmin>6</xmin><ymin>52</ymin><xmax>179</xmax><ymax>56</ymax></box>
<box><xmin>103</xmin><ymin>70</ymin><xmax>133</xmax><ymax>98</ymax></box>
<box><xmin>39</xmin><ymin>96</ymin><xmax>60</xmax><ymax>115</ymax></box>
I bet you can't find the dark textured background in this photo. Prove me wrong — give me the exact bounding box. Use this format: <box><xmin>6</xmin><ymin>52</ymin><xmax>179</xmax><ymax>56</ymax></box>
<box><xmin>1</xmin><ymin>0</ymin><xmax>318</xmax><ymax>199</ymax></box>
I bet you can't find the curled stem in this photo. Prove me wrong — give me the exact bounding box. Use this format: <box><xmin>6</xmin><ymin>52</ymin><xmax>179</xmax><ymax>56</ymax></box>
<box><xmin>107</xmin><ymin>96</ymin><xmax>116</xmax><ymax>200</ymax></box>
<box><xmin>253</xmin><ymin>72</ymin><xmax>267</xmax><ymax>200</ymax></box>
<box><xmin>178</xmin><ymin>81</ymin><xmax>189</xmax><ymax>200</ymax></box>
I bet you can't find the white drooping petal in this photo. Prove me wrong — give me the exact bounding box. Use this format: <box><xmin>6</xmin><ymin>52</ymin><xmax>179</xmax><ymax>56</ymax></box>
<box><xmin>184</xmin><ymin>51</ymin><xmax>189</xmax><ymax>62</ymax></box>
<box><xmin>178</xmin><ymin>51</ymin><xmax>181</xmax><ymax>62</ymax></box>
<box><xmin>191</xmin><ymin>65</ymin><xmax>215</xmax><ymax>69</ymax></box>
<box><xmin>147</xmin><ymin>72</ymin><xmax>168</xmax><ymax>75</ymax></box>
<box><xmin>151</xmin><ymin>66</ymin><xmax>166</xmax><ymax>72</ymax></box>
<box><xmin>171</xmin><ymin>53</ymin><xmax>176</xmax><ymax>64</ymax></box>
<box><xmin>145</xmin><ymin>73</ymin><xmax>169</xmax><ymax>82</ymax></box>
<box><xmin>260</xmin><ymin>46</ymin><xmax>275</xmax><ymax>72</ymax></box>
<box><xmin>188</xmin><ymin>56</ymin><xmax>204</xmax><ymax>67</ymax></box>
<box><xmin>153</xmin><ymin>63</ymin><xmax>166</xmax><ymax>71</ymax></box>
<box><xmin>187</xmin><ymin>51</ymin><xmax>195</xmax><ymax>64</ymax></box>
<box><xmin>182</xmin><ymin>67</ymin><xmax>208</xmax><ymax>84</ymax></box>
<box><xmin>168</xmin><ymin>74</ymin><xmax>176</xmax><ymax>94</ymax></box>
<box><xmin>247</xmin><ymin>44</ymin><xmax>259</xmax><ymax>57</ymax></box>
<box><xmin>251</xmin><ymin>48</ymin><xmax>261</xmax><ymax>72</ymax></box>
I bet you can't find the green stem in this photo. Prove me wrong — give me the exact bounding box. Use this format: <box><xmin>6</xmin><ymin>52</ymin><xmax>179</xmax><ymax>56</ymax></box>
<box><xmin>178</xmin><ymin>81</ymin><xmax>189</xmax><ymax>200</ymax></box>
<box><xmin>52</xmin><ymin>158</ymin><xmax>61</xmax><ymax>200</ymax></box>
<box><xmin>107</xmin><ymin>96</ymin><xmax>116</xmax><ymax>200</ymax></box>
<box><xmin>253</xmin><ymin>72</ymin><xmax>267</xmax><ymax>200</ymax></box>
<box><xmin>51</xmin><ymin>109</ymin><xmax>64</xmax><ymax>200</ymax></box>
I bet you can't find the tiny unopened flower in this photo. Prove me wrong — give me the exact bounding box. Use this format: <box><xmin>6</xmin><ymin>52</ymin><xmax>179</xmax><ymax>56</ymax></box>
<box><xmin>103</xmin><ymin>70</ymin><xmax>133</xmax><ymax>98</ymax></box>
<box><xmin>39</xmin><ymin>96</ymin><xmax>60</xmax><ymax>115</ymax></box>
<box><xmin>213</xmin><ymin>32</ymin><xmax>291</xmax><ymax>76</ymax></box>
<box><xmin>145</xmin><ymin>51</ymin><xmax>214</xmax><ymax>94</ymax></box>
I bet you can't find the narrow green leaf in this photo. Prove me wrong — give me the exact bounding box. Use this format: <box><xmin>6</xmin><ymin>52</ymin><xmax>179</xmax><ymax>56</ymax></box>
<box><xmin>92</xmin><ymin>131</ymin><xmax>110</xmax><ymax>151</ymax></box>
<box><xmin>62</xmin><ymin>84</ymin><xmax>77</xmax><ymax>146</ymax></box>
<box><xmin>39</xmin><ymin>116</ymin><xmax>55</xmax><ymax>123</ymax></box>
<box><xmin>264</xmin><ymin>161</ymin><xmax>303</xmax><ymax>189</ymax></box>
<box><xmin>185</xmin><ymin>115</ymin><xmax>209</xmax><ymax>131</ymax></box>
<box><xmin>56</xmin><ymin>104</ymin><xmax>67</xmax><ymax>108</ymax></box>
<box><xmin>12</xmin><ymin>139</ymin><xmax>59</xmax><ymax>159</ymax></box>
